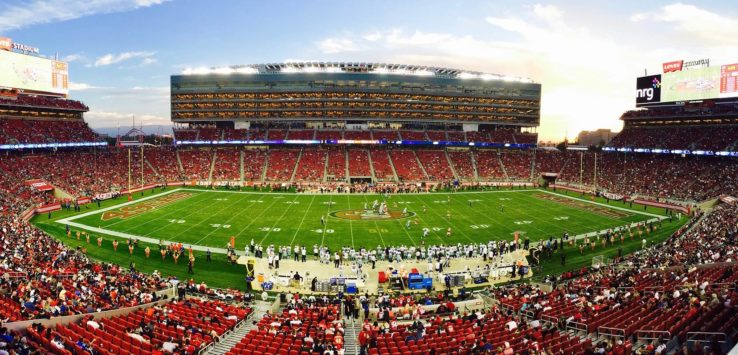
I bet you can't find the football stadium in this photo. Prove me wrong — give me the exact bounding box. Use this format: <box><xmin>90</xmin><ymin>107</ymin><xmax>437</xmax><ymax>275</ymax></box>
<box><xmin>1</xmin><ymin>3</ymin><xmax>738</xmax><ymax>355</ymax></box>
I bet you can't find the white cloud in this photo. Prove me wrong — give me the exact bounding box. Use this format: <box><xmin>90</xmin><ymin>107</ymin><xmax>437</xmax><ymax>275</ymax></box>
<box><xmin>94</xmin><ymin>51</ymin><xmax>156</xmax><ymax>67</ymax></box>
<box><xmin>308</xmin><ymin>4</ymin><xmax>738</xmax><ymax>141</ymax></box>
<box><xmin>0</xmin><ymin>0</ymin><xmax>171</xmax><ymax>32</ymax></box>
<box><xmin>629</xmin><ymin>3</ymin><xmax>738</xmax><ymax>46</ymax></box>
<box><xmin>85</xmin><ymin>110</ymin><xmax>170</xmax><ymax>128</ymax></box>
<box><xmin>362</xmin><ymin>31</ymin><xmax>383</xmax><ymax>42</ymax></box>
<box><xmin>61</xmin><ymin>54</ymin><xmax>85</xmax><ymax>63</ymax></box>
<box><xmin>68</xmin><ymin>82</ymin><xmax>111</xmax><ymax>91</ymax></box>
<box><xmin>317</xmin><ymin>38</ymin><xmax>357</xmax><ymax>54</ymax></box>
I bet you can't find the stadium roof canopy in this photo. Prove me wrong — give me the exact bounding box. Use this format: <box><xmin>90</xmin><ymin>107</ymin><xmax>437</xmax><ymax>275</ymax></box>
<box><xmin>181</xmin><ymin>62</ymin><xmax>535</xmax><ymax>84</ymax></box>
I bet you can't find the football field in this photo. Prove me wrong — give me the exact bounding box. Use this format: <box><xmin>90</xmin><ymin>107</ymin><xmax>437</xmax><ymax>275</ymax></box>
<box><xmin>56</xmin><ymin>187</ymin><xmax>664</xmax><ymax>252</ymax></box>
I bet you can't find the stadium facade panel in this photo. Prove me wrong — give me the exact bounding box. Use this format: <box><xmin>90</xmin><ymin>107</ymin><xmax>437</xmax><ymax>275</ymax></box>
<box><xmin>171</xmin><ymin>63</ymin><xmax>541</xmax><ymax>127</ymax></box>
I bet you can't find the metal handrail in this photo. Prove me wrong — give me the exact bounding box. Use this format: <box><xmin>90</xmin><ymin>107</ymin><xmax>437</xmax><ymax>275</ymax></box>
<box><xmin>636</xmin><ymin>329</ymin><xmax>671</xmax><ymax>342</ymax></box>
<box><xmin>686</xmin><ymin>331</ymin><xmax>728</xmax><ymax>343</ymax></box>
<box><xmin>598</xmin><ymin>326</ymin><xmax>626</xmax><ymax>339</ymax></box>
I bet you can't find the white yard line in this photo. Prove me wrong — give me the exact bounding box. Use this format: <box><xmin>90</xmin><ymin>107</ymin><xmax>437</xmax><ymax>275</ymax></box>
<box><xmin>539</xmin><ymin>189</ymin><xmax>665</xmax><ymax>219</ymax></box>
<box><xmin>319</xmin><ymin>194</ymin><xmax>333</xmax><ymax>248</ymax></box>
<box><xmin>258</xmin><ymin>195</ymin><xmax>301</xmax><ymax>245</ymax></box>
<box><xmin>177</xmin><ymin>188</ymin><xmax>538</xmax><ymax>196</ymax></box>
<box><xmin>289</xmin><ymin>195</ymin><xmax>317</xmax><ymax>247</ymax></box>
<box><xmin>57</xmin><ymin>188</ymin><xmax>184</xmax><ymax>223</ymax></box>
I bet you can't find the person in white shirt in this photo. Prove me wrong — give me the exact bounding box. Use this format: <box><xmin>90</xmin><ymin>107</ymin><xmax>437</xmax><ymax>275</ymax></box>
<box><xmin>162</xmin><ymin>338</ymin><xmax>178</xmax><ymax>353</ymax></box>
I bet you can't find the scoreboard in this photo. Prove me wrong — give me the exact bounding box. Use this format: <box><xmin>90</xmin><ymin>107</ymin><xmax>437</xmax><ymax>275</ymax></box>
<box><xmin>0</xmin><ymin>49</ymin><xmax>68</xmax><ymax>96</ymax></box>
<box><xmin>721</xmin><ymin>63</ymin><xmax>738</xmax><ymax>97</ymax></box>
<box><xmin>636</xmin><ymin>61</ymin><xmax>738</xmax><ymax>106</ymax></box>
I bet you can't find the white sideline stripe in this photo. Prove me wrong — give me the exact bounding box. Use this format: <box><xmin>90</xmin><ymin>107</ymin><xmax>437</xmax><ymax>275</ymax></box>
<box><xmin>57</xmin><ymin>188</ymin><xmax>187</xmax><ymax>223</ymax></box>
<box><xmin>59</xmin><ymin>220</ymin><xmax>230</xmax><ymax>254</ymax></box>
<box><xmin>538</xmin><ymin>189</ymin><xmax>666</xmax><ymax>219</ymax></box>
<box><xmin>53</xmin><ymin>188</ymin><xmax>667</xmax><ymax>255</ymax></box>
<box><xmin>177</xmin><ymin>188</ymin><xmax>539</xmax><ymax>195</ymax></box>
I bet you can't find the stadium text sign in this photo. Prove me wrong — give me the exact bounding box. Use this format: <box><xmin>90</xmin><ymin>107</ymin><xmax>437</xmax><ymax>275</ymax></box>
<box><xmin>0</xmin><ymin>37</ymin><xmax>40</xmax><ymax>54</ymax></box>
<box><xmin>635</xmin><ymin>75</ymin><xmax>661</xmax><ymax>105</ymax></box>
<box><xmin>0</xmin><ymin>37</ymin><xmax>10</xmax><ymax>51</ymax></box>
<box><xmin>663</xmin><ymin>58</ymin><xmax>709</xmax><ymax>73</ymax></box>
<box><xmin>662</xmin><ymin>60</ymin><xmax>683</xmax><ymax>73</ymax></box>
<box><xmin>101</xmin><ymin>192</ymin><xmax>194</xmax><ymax>221</ymax></box>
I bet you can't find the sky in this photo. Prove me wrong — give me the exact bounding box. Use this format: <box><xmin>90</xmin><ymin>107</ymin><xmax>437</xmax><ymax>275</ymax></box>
<box><xmin>2</xmin><ymin>0</ymin><xmax>738</xmax><ymax>142</ymax></box>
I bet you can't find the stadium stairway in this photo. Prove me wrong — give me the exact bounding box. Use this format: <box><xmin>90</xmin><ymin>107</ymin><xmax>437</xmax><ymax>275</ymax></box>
<box><xmin>384</xmin><ymin>150</ymin><xmax>400</xmax><ymax>182</ymax></box>
<box><xmin>413</xmin><ymin>150</ymin><xmax>430</xmax><ymax>180</ymax></box>
<box><xmin>239</xmin><ymin>150</ymin><xmax>245</xmax><ymax>182</ymax></box>
<box><xmin>343</xmin><ymin>320</ymin><xmax>361</xmax><ymax>355</ymax></box>
<box><xmin>290</xmin><ymin>148</ymin><xmax>303</xmax><ymax>183</ymax></box>
<box><xmin>444</xmin><ymin>149</ymin><xmax>460</xmax><ymax>181</ymax></box>
<box><xmin>344</xmin><ymin>149</ymin><xmax>350</xmax><ymax>182</ymax></box>
<box><xmin>367</xmin><ymin>149</ymin><xmax>377</xmax><ymax>181</ymax></box>
<box><xmin>470</xmin><ymin>150</ymin><xmax>480</xmax><ymax>181</ymax></box>
<box><xmin>497</xmin><ymin>151</ymin><xmax>510</xmax><ymax>180</ymax></box>
<box><xmin>205</xmin><ymin>300</ymin><xmax>273</xmax><ymax>355</ymax></box>
<box><xmin>209</xmin><ymin>149</ymin><xmax>217</xmax><ymax>181</ymax></box>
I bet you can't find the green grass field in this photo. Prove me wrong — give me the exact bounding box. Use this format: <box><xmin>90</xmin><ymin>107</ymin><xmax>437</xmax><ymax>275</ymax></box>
<box><xmin>31</xmin><ymin>187</ymin><xmax>687</xmax><ymax>290</ymax></box>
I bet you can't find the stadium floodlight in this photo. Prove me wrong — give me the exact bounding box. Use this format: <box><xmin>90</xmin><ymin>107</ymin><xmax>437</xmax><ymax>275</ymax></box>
<box><xmin>414</xmin><ymin>69</ymin><xmax>434</xmax><ymax>77</ymax></box>
<box><xmin>182</xmin><ymin>67</ymin><xmax>211</xmax><ymax>75</ymax></box>
<box><xmin>281</xmin><ymin>66</ymin><xmax>299</xmax><ymax>73</ymax></box>
<box><xmin>458</xmin><ymin>72</ymin><xmax>477</xmax><ymax>79</ymax></box>
<box><xmin>235</xmin><ymin>67</ymin><xmax>259</xmax><ymax>74</ymax></box>
<box><xmin>212</xmin><ymin>67</ymin><xmax>234</xmax><ymax>75</ymax></box>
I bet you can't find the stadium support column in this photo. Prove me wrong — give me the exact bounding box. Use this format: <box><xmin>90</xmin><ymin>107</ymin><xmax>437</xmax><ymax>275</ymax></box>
<box><xmin>578</xmin><ymin>151</ymin><xmax>583</xmax><ymax>190</ymax></box>
<box><xmin>140</xmin><ymin>145</ymin><xmax>144</xmax><ymax>188</ymax></box>
<box><xmin>128</xmin><ymin>148</ymin><xmax>132</xmax><ymax>192</ymax></box>
<box><xmin>593</xmin><ymin>152</ymin><xmax>597</xmax><ymax>192</ymax></box>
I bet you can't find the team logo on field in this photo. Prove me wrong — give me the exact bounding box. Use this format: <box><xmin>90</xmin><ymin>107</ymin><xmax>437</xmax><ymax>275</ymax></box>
<box><xmin>330</xmin><ymin>209</ymin><xmax>416</xmax><ymax>221</ymax></box>
<box><xmin>100</xmin><ymin>192</ymin><xmax>195</xmax><ymax>221</ymax></box>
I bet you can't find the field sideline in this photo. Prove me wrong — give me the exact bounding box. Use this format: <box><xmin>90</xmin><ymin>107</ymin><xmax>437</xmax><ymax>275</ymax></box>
<box><xmin>54</xmin><ymin>187</ymin><xmax>666</xmax><ymax>253</ymax></box>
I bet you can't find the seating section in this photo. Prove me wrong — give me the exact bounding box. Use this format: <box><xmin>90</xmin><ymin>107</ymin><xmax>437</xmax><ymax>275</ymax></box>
<box><xmin>28</xmin><ymin>299</ymin><xmax>251</xmax><ymax>355</ymax></box>
<box><xmin>267</xmin><ymin>130</ymin><xmax>288</xmax><ymax>140</ymax></box>
<box><xmin>344</xmin><ymin>131</ymin><xmax>372</xmax><ymax>140</ymax></box>
<box><xmin>178</xmin><ymin>149</ymin><xmax>214</xmax><ymax>180</ymax></box>
<box><xmin>348</xmin><ymin>149</ymin><xmax>372</xmax><ymax>177</ymax></box>
<box><xmin>389</xmin><ymin>150</ymin><xmax>426</xmax><ymax>181</ymax></box>
<box><xmin>369</xmin><ymin>315</ymin><xmax>588</xmax><ymax>355</ymax></box>
<box><xmin>228</xmin><ymin>303</ymin><xmax>341</xmax><ymax>355</ymax></box>
<box><xmin>174</xmin><ymin>129</ymin><xmax>198</xmax><ymax>141</ymax></box>
<box><xmin>0</xmin><ymin>118</ymin><xmax>98</xmax><ymax>144</ymax></box>
<box><xmin>0</xmin><ymin>95</ymin><xmax>87</xmax><ymax>111</ymax></box>
<box><xmin>474</xmin><ymin>150</ymin><xmax>505</xmax><ymax>179</ymax></box>
<box><xmin>170</xmin><ymin>128</ymin><xmax>540</xmax><ymax>145</ymax></box>
<box><xmin>199</xmin><ymin>127</ymin><xmax>221</xmax><ymax>141</ymax></box>
<box><xmin>448</xmin><ymin>151</ymin><xmax>476</xmax><ymax>179</ymax></box>
<box><xmin>213</xmin><ymin>148</ymin><xmax>242</xmax><ymax>180</ymax></box>
<box><xmin>326</xmin><ymin>149</ymin><xmax>346</xmax><ymax>181</ymax></box>
<box><xmin>243</xmin><ymin>150</ymin><xmax>267</xmax><ymax>181</ymax></box>
<box><xmin>315</xmin><ymin>130</ymin><xmax>342</xmax><ymax>140</ymax></box>
<box><xmin>295</xmin><ymin>149</ymin><xmax>326</xmax><ymax>182</ymax></box>
<box><xmin>370</xmin><ymin>150</ymin><xmax>395</xmax><ymax>181</ymax></box>
<box><xmin>500</xmin><ymin>151</ymin><xmax>532</xmax><ymax>180</ymax></box>
<box><xmin>608</xmin><ymin>125</ymin><xmax>738</xmax><ymax>152</ymax></box>
<box><xmin>266</xmin><ymin>150</ymin><xmax>300</xmax><ymax>181</ymax></box>
<box><xmin>425</xmin><ymin>131</ymin><xmax>447</xmax><ymax>141</ymax></box>
<box><xmin>146</xmin><ymin>147</ymin><xmax>182</xmax><ymax>181</ymax></box>
<box><xmin>400</xmin><ymin>130</ymin><xmax>427</xmax><ymax>141</ymax></box>
<box><xmin>415</xmin><ymin>150</ymin><xmax>454</xmax><ymax>180</ymax></box>
<box><xmin>489</xmin><ymin>129</ymin><xmax>516</xmax><ymax>144</ymax></box>
<box><xmin>446</xmin><ymin>131</ymin><xmax>465</xmax><ymax>142</ymax></box>
<box><xmin>287</xmin><ymin>130</ymin><xmax>315</xmax><ymax>140</ymax></box>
